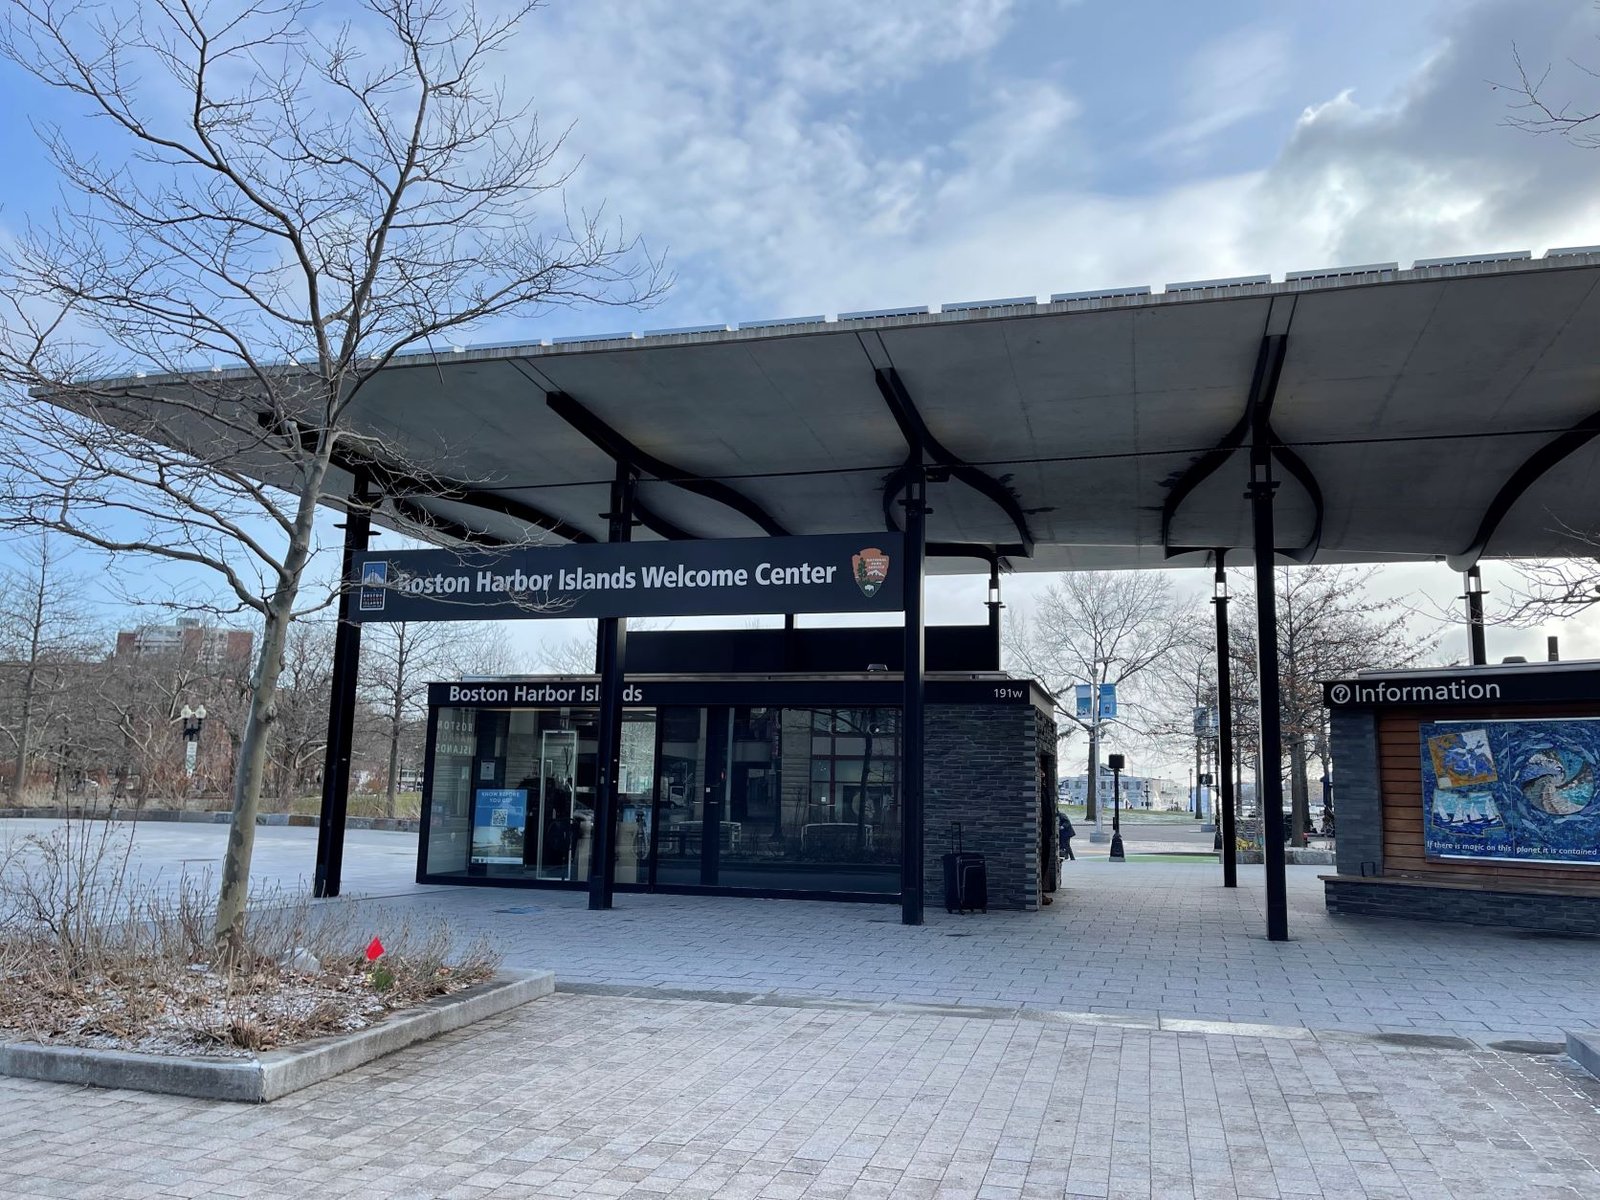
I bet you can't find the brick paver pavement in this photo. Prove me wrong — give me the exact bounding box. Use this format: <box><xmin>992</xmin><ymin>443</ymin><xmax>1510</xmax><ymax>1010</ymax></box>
<box><xmin>8</xmin><ymin>819</ymin><xmax>1597</xmax><ymax>1045</ymax></box>
<box><xmin>345</xmin><ymin>861</ymin><xmax>1600</xmax><ymax>1047</ymax></box>
<box><xmin>3</xmin><ymin>991</ymin><xmax>1598</xmax><ymax>1200</ymax></box>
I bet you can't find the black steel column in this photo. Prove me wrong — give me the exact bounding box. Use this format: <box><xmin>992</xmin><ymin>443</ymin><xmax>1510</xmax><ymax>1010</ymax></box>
<box><xmin>1465</xmin><ymin>566</ymin><xmax>1487</xmax><ymax>666</ymax></box>
<box><xmin>1214</xmin><ymin>553</ymin><xmax>1238</xmax><ymax>889</ymax></box>
<box><xmin>314</xmin><ymin>470</ymin><xmax>373</xmax><ymax>899</ymax></box>
<box><xmin>588</xmin><ymin>466</ymin><xmax>634</xmax><ymax>911</ymax></box>
<box><xmin>1249</xmin><ymin>379</ymin><xmax>1290</xmax><ymax>942</ymax></box>
<box><xmin>901</xmin><ymin>470</ymin><xmax>927</xmax><ymax>926</ymax></box>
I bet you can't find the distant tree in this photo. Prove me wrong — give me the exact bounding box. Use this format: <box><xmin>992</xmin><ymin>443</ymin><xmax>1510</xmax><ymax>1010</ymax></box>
<box><xmin>0</xmin><ymin>1</ymin><xmax>662</xmax><ymax>954</ymax></box>
<box><xmin>359</xmin><ymin>620</ymin><xmax>521</xmax><ymax>817</ymax></box>
<box><xmin>1231</xmin><ymin>567</ymin><xmax>1439</xmax><ymax>843</ymax></box>
<box><xmin>0</xmin><ymin>536</ymin><xmax>103</xmax><ymax>800</ymax></box>
<box><xmin>1005</xmin><ymin>572</ymin><xmax>1199</xmax><ymax>821</ymax></box>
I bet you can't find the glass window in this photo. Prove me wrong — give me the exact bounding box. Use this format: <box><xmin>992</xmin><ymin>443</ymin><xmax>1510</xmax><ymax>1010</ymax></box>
<box><xmin>425</xmin><ymin>707</ymin><xmax>476</xmax><ymax>876</ymax></box>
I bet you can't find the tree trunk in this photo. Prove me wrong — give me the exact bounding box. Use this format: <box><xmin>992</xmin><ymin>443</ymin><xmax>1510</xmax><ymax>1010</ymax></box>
<box><xmin>13</xmin><ymin>660</ymin><xmax>37</xmax><ymax>801</ymax></box>
<box><xmin>1290</xmin><ymin>735</ymin><xmax>1310</xmax><ymax>847</ymax></box>
<box><xmin>213</xmin><ymin>465</ymin><xmax>326</xmax><ymax>956</ymax></box>
<box><xmin>385</xmin><ymin>702</ymin><xmax>402</xmax><ymax>820</ymax></box>
<box><xmin>213</xmin><ymin>600</ymin><xmax>294</xmax><ymax>955</ymax></box>
<box><xmin>12</xmin><ymin>565</ymin><xmax>47</xmax><ymax>802</ymax></box>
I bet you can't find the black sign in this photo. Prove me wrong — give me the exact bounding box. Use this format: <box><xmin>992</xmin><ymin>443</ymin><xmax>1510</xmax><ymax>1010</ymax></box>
<box><xmin>428</xmin><ymin>677</ymin><xmax>1039</xmax><ymax>710</ymax></box>
<box><xmin>1323</xmin><ymin>668</ymin><xmax>1600</xmax><ymax>709</ymax></box>
<box><xmin>353</xmin><ymin>533</ymin><xmax>904</xmax><ymax>623</ymax></box>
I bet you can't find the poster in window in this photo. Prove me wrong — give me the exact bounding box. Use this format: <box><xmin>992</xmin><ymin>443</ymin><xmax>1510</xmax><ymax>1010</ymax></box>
<box><xmin>471</xmin><ymin>788</ymin><xmax>528</xmax><ymax>864</ymax></box>
<box><xmin>1420</xmin><ymin>719</ymin><xmax>1600</xmax><ymax>865</ymax></box>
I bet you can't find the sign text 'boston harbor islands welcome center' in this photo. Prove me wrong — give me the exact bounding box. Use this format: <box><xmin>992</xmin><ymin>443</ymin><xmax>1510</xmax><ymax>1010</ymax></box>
<box><xmin>351</xmin><ymin>532</ymin><xmax>905</xmax><ymax>623</ymax></box>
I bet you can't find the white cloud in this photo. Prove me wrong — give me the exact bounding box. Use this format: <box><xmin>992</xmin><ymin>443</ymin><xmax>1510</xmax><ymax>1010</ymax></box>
<box><xmin>1143</xmin><ymin>25</ymin><xmax>1292</xmax><ymax>160</ymax></box>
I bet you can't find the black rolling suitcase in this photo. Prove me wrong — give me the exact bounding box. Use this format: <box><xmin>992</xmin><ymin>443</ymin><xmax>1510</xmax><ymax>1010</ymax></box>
<box><xmin>943</xmin><ymin>823</ymin><xmax>988</xmax><ymax>914</ymax></box>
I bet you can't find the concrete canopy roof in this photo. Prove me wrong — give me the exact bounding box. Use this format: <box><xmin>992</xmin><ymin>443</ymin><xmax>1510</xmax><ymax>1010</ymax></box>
<box><xmin>103</xmin><ymin>250</ymin><xmax>1600</xmax><ymax>575</ymax></box>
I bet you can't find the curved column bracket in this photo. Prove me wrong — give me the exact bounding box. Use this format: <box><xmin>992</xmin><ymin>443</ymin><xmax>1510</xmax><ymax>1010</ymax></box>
<box><xmin>874</xmin><ymin>368</ymin><xmax>1035</xmax><ymax>554</ymax></box>
<box><xmin>360</xmin><ymin>457</ymin><xmax>596</xmax><ymax>545</ymax></box>
<box><xmin>545</xmin><ymin>390</ymin><xmax>789</xmax><ymax>538</ymax></box>
<box><xmin>1159</xmin><ymin>333</ymin><xmax>1324</xmax><ymax>562</ymax></box>
<box><xmin>259</xmin><ymin>412</ymin><xmax>596</xmax><ymax>544</ymax></box>
<box><xmin>388</xmin><ymin>495</ymin><xmax>509</xmax><ymax>547</ymax></box>
<box><xmin>1449</xmin><ymin>405</ymin><xmax>1600</xmax><ymax>570</ymax></box>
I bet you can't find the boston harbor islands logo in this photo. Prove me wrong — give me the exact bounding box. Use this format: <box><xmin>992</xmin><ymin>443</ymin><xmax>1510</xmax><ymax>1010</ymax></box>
<box><xmin>851</xmin><ymin>547</ymin><xmax>892</xmax><ymax>599</ymax></box>
<box><xmin>358</xmin><ymin>560</ymin><xmax>389</xmax><ymax>612</ymax></box>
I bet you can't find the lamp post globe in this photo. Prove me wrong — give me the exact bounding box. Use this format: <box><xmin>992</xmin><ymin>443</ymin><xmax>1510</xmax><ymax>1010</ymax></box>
<box><xmin>1108</xmin><ymin>753</ymin><xmax>1126</xmax><ymax>862</ymax></box>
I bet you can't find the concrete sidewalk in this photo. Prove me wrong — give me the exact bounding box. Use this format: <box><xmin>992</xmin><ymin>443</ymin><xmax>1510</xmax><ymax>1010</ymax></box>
<box><xmin>3</xmin><ymin>990</ymin><xmax>1597</xmax><ymax>1199</ymax></box>
<box><xmin>6</xmin><ymin>819</ymin><xmax>1596</xmax><ymax>1045</ymax></box>
<box><xmin>348</xmin><ymin>861</ymin><xmax>1600</xmax><ymax>1047</ymax></box>
<box><xmin>6</xmin><ymin>819</ymin><xmax>1600</xmax><ymax>1198</ymax></box>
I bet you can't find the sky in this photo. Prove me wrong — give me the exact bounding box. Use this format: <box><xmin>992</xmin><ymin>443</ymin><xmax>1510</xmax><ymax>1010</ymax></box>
<box><xmin>3</xmin><ymin>0</ymin><xmax>1600</xmax><ymax>779</ymax></box>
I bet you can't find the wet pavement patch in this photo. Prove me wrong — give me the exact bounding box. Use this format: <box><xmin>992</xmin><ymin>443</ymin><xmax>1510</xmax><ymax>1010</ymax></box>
<box><xmin>1487</xmin><ymin>1039</ymin><xmax>1566</xmax><ymax>1055</ymax></box>
<box><xmin>1362</xmin><ymin>1032</ymin><xmax>1476</xmax><ymax>1050</ymax></box>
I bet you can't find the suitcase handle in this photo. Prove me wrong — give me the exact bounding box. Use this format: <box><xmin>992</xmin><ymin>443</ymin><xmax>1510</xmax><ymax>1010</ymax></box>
<box><xmin>951</xmin><ymin>821</ymin><xmax>962</xmax><ymax>854</ymax></box>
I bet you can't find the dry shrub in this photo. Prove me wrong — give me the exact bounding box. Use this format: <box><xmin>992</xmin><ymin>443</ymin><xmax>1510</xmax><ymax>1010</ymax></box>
<box><xmin>0</xmin><ymin>815</ymin><xmax>502</xmax><ymax>1056</ymax></box>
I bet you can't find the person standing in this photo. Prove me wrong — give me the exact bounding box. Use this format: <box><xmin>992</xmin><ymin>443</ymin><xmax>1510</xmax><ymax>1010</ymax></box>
<box><xmin>1058</xmin><ymin>811</ymin><xmax>1076</xmax><ymax>863</ymax></box>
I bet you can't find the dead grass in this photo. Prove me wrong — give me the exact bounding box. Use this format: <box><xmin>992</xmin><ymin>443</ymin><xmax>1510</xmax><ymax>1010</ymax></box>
<box><xmin>0</xmin><ymin>817</ymin><xmax>499</xmax><ymax>1057</ymax></box>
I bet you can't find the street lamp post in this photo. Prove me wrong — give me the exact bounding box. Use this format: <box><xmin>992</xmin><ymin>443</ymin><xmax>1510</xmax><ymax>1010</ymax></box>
<box><xmin>1087</xmin><ymin>655</ymin><xmax>1115</xmax><ymax>843</ymax></box>
<box><xmin>180</xmin><ymin>704</ymin><xmax>207</xmax><ymax>779</ymax></box>
<box><xmin>1108</xmin><ymin>753</ymin><xmax>1125</xmax><ymax>861</ymax></box>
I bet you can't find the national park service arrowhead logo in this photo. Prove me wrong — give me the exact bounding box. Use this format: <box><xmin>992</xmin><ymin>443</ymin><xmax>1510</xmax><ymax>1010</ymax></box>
<box><xmin>851</xmin><ymin>547</ymin><xmax>891</xmax><ymax>599</ymax></box>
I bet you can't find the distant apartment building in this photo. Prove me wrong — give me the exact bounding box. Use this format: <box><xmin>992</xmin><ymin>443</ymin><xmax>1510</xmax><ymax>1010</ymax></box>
<box><xmin>114</xmin><ymin>617</ymin><xmax>253</xmax><ymax>665</ymax></box>
<box><xmin>1058</xmin><ymin>771</ymin><xmax>1167</xmax><ymax>809</ymax></box>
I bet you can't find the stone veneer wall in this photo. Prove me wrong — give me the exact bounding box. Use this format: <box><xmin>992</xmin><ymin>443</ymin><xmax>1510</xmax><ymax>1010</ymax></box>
<box><xmin>1325</xmin><ymin>879</ymin><xmax>1600</xmax><ymax>934</ymax></box>
<box><xmin>922</xmin><ymin>704</ymin><xmax>1046</xmax><ymax>912</ymax></box>
<box><xmin>1329</xmin><ymin>709</ymin><xmax>1382</xmax><ymax>878</ymax></box>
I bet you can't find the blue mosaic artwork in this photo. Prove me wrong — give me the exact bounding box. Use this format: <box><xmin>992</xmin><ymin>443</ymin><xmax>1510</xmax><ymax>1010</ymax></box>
<box><xmin>1420</xmin><ymin>719</ymin><xmax>1600</xmax><ymax>865</ymax></box>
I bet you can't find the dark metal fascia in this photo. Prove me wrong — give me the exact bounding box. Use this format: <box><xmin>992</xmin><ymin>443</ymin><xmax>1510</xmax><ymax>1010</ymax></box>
<box><xmin>545</xmin><ymin>390</ymin><xmax>790</xmax><ymax>538</ymax></box>
<box><xmin>873</xmin><ymin>368</ymin><xmax>1035</xmax><ymax>555</ymax></box>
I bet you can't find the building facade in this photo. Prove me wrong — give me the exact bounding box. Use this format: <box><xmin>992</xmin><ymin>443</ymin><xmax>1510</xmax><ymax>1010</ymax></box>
<box><xmin>419</xmin><ymin>670</ymin><xmax>1060</xmax><ymax>911</ymax></box>
<box><xmin>114</xmin><ymin>616</ymin><xmax>253</xmax><ymax>665</ymax></box>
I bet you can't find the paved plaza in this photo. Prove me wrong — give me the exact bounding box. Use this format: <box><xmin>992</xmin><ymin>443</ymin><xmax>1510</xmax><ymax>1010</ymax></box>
<box><xmin>4</xmin><ymin>818</ymin><xmax>1600</xmax><ymax>1198</ymax></box>
<box><xmin>3</xmin><ymin>989</ymin><xmax>1599</xmax><ymax>1200</ymax></box>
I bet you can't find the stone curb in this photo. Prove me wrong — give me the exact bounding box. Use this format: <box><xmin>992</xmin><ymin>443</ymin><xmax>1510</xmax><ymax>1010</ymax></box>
<box><xmin>1567</xmin><ymin>1030</ymin><xmax>1600</xmax><ymax>1080</ymax></box>
<box><xmin>0</xmin><ymin>968</ymin><xmax>553</xmax><ymax>1103</ymax></box>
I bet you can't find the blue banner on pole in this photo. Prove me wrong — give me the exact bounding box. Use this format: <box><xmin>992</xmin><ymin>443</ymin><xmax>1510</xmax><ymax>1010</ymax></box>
<box><xmin>1099</xmin><ymin>683</ymin><xmax>1117</xmax><ymax>719</ymax></box>
<box><xmin>1074</xmin><ymin>684</ymin><xmax>1092</xmax><ymax>719</ymax></box>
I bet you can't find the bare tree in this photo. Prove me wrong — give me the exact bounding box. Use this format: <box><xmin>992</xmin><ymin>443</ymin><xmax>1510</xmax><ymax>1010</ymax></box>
<box><xmin>0</xmin><ymin>536</ymin><xmax>104</xmax><ymax>800</ymax></box>
<box><xmin>0</xmin><ymin>1</ymin><xmax>663</xmax><ymax>953</ymax></box>
<box><xmin>1005</xmin><ymin>572</ymin><xmax>1198</xmax><ymax>821</ymax></box>
<box><xmin>359</xmin><ymin>619</ymin><xmax>515</xmax><ymax>817</ymax></box>
<box><xmin>1231</xmin><ymin>566</ymin><xmax>1439</xmax><ymax>842</ymax></box>
<box><xmin>1503</xmin><ymin>37</ymin><xmax>1600</xmax><ymax>148</ymax></box>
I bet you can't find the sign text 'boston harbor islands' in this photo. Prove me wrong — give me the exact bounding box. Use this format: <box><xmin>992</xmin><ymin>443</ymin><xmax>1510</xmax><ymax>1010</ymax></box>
<box><xmin>352</xmin><ymin>532</ymin><xmax>905</xmax><ymax>623</ymax></box>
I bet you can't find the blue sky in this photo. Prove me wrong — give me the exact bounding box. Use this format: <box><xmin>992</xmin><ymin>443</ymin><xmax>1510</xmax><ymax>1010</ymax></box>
<box><xmin>3</xmin><ymin>0</ymin><xmax>1600</xmax><ymax>737</ymax></box>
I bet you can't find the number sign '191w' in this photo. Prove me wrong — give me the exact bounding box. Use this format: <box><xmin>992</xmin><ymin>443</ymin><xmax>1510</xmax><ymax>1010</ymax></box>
<box><xmin>351</xmin><ymin>533</ymin><xmax>905</xmax><ymax>623</ymax></box>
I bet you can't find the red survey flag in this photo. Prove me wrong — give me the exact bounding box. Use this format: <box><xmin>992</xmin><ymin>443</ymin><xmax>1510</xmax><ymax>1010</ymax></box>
<box><xmin>365</xmin><ymin>936</ymin><xmax>385</xmax><ymax>962</ymax></box>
